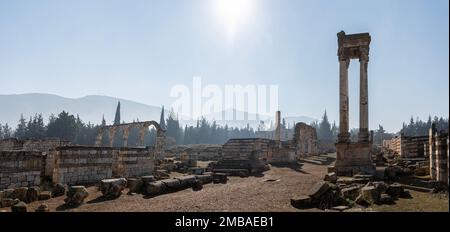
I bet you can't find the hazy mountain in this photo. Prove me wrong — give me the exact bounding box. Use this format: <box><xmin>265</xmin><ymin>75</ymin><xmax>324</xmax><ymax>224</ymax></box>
<box><xmin>0</xmin><ymin>93</ymin><xmax>317</xmax><ymax>130</ymax></box>
<box><xmin>0</xmin><ymin>93</ymin><xmax>162</xmax><ymax>128</ymax></box>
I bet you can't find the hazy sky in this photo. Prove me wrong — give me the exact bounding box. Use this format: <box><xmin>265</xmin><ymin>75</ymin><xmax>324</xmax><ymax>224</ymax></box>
<box><xmin>0</xmin><ymin>0</ymin><xmax>448</xmax><ymax>132</ymax></box>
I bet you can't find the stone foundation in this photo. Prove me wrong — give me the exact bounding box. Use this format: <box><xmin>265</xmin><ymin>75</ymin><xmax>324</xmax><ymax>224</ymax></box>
<box><xmin>49</xmin><ymin>146</ymin><xmax>155</xmax><ymax>185</ymax></box>
<box><xmin>334</xmin><ymin>142</ymin><xmax>375</xmax><ymax>176</ymax></box>
<box><xmin>0</xmin><ymin>151</ymin><xmax>43</xmax><ymax>190</ymax></box>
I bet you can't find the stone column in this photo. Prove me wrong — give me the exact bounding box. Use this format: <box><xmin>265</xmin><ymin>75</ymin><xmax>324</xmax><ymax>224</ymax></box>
<box><xmin>358</xmin><ymin>47</ymin><xmax>369</xmax><ymax>142</ymax></box>
<box><xmin>338</xmin><ymin>59</ymin><xmax>350</xmax><ymax>142</ymax></box>
<box><xmin>429</xmin><ymin>125</ymin><xmax>437</xmax><ymax>179</ymax></box>
<box><xmin>275</xmin><ymin>111</ymin><xmax>281</xmax><ymax>145</ymax></box>
<box><xmin>436</xmin><ymin>132</ymin><xmax>448</xmax><ymax>185</ymax></box>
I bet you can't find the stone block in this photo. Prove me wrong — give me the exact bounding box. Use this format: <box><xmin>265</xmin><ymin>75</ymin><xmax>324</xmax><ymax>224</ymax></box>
<box><xmin>340</xmin><ymin>186</ymin><xmax>360</xmax><ymax>201</ymax></box>
<box><xmin>176</xmin><ymin>175</ymin><xmax>197</xmax><ymax>188</ymax></box>
<box><xmin>144</xmin><ymin>181</ymin><xmax>166</xmax><ymax>195</ymax></box>
<box><xmin>26</xmin><ymin>186</ymin><xmax>40</xmax><ymax>203</ymax></box>
<box><xmin>35</xmin><ymin>204</ymin><xmax>50</xmax><ymax>212</ymax></box>
<box><xmin>291</xmin><ymin>195</ymin><xmax>314</xmax><ymax>209</ymax></box>
<box><xmin>196</xmin><ymin>174</ymin><xmax>213</xmax><ymax>184</ymax></box>
<box><xmin>64</xmin><ymin>186</ymin><xmax>89</xmax><ymax>207</ymax></box>
<box><xmin>161</xmin><ymin>179</ymin><xmax>181</xmax><ymax>190</ymax></box>
<box><xmin>324</xmin><ymin>172</ymin><xmax>337</xmax><ymax>183</ymax></box>
<box><xmin>52</xmin><ymin>183</ymin><xmax>66</xmax><ymax>197</ymax></box>
<box><xmin>127</xmin><ymin>178</ymin><xmax>143</xmax><ymax>194</ymax></box>
<box><xmin>141</xmin><ymin>176</ymin><xmax>157</xmax><ymax>183</ymax></box>
<box><xmin>386</xmin><ymin>183</ymin><xmax>404</xmax><ymax>198</ymax></box>
<box><xmin>360</xmin><ymin>186</ymin><xmax>380</xmax><ymax>204</ymax></box>
<box><xmin>99</xmin><ymin>178</ymin><xmax>127</xmax><ymax>199</ymax></box>
<box><xmin>12</xmin><ymin>187</ymin><xmax>28</xmax><ymax>202</ymax></box>
<box><xmin>38</xmin><ymin>191</ymin><xmax>52</xmax><ymax>201</ymax></box>
<box><xmin>308</xmin><ymin>181</ymin><xmax>330</xmax><ymax>200</ymax></box>
<box><xmin>11</xmin><ymin>201</ymin><xmax>27</xmax><ymax>212</ymax></box>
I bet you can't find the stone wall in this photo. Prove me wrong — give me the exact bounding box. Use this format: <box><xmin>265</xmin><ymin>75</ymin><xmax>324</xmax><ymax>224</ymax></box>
<box><xmin>0</xmin><ymin>151</ymin><xmax>43</xmax><ymax>190</ymax></box>
<box><xmin>383</xmin><ymin>135</ymin><xmax>428</xmax><ymax>158</ymax></box>
<box><xmin>0</xmin><ymin>138</ymin><xmax>70</xmax><ymax>152</ymax></box>
<box><xmin>49</xmin><ymin>146</ymin><xmax>155</xmax><ymax>185</ymax></box>
<box><xmin>166</xmin><ymin>144</ymin><xmax>222</xmax><ymax>161</ymax></box>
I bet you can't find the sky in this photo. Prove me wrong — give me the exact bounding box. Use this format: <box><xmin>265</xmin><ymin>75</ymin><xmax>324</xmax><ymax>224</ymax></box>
<box><xmin>0</xmin><ymin>0</ymin><xmax>448</xmax><ymax>133</ymax></box>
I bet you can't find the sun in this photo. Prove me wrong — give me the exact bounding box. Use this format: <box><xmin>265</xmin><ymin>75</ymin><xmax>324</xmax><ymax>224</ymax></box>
<box><xmin>214</xmin><ymin>0</ymin><xmax>253</xmax><ymax>41</ymax></box>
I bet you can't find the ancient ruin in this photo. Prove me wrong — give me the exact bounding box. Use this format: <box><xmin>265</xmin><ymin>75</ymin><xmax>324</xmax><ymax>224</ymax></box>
<box><xmin>292</xmin><ymin>122</ymin><xmax>318</xmax><ymax>158</ymax></box>
<box><xmin>383</xmin><ymin>134</ymin><xmax>429</xmax><ymax>158</ymax></box>
<box><xmin>333</xmin><ymin>31</ymin><xmax>375</xmax><ymax>176</ymax></box>
<box><xmin>428</xmin><ymin>124</ymin><xmax>449</xmax><ymax>185</ymax></box>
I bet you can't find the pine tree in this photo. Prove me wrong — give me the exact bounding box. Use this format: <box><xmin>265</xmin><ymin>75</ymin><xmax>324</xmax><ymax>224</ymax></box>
<box><xmin>114</xmin><ymin>101</ymin><xmax>121</xmax><ymax>125</ymax></box>
<box><xmin>159</xmin><ymin>105</ymin><xmax>166</xmax><ymax>129</ymax></box>
<box><xmin>15</xmin><ymin>114</ymin><xmax>28</xmax><ymax>139</ymax></box>
<box><xmin>318</xmin><ymin>110</ymin><xmax>333</xmax><ymax>141</ymax></box>
<box><xmin>101</xmin><ymin>115</ymin><xmax>106</xmax><ymax>126</ymax></box>
<box><xmin>2</xmin><ymin>123</ymin><xmax>12</xmax><ymax>138</ymax></box>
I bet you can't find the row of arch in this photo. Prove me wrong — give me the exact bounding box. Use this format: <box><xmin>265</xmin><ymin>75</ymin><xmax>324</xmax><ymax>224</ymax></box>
<box><xmin>95</xmin><ymin>121</ymin><xmax>166</xmax><ymax>148</ymax></box>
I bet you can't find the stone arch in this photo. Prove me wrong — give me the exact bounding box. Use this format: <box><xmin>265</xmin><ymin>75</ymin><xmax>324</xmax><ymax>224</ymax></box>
<box><xmin>95</xmin><ymin>121</ymin><xmax>166</xmax><ymax>149</ymax></box>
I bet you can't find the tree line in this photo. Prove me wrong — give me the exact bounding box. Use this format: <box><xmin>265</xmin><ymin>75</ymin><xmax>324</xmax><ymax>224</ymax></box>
<box><xmin>0</xmin><ymin>103</ymin><xmax>447</xmax><ymax>146</ymax></box>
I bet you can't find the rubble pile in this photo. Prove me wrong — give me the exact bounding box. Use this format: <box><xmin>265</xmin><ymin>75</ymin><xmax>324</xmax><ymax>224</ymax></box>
<box><xmin>291</xmin><ymin>174</ymin><xmax>412</xmax><ymax>211</ymax></box>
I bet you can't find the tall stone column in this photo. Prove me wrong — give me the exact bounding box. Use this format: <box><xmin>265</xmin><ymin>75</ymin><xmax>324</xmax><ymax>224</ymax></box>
<box><xmin>358</xmin><ymin>47</ymin><xmax>369</xmax><ymax>142</ymax></box>
<box><xmin>338</xmin><ymin>59</ymin><xmax>350</xmax><ymax>142</ymax></box>
<box><xmin>429</xmin><ymin>124</ymin><xmax>437</xmax><ymax>179</ymax></box>
<box><xmin>436</xmin><ymin>132</ymin><xmax>448</xmax><ymax>185</ymax></box>
<box><xmin>275</xmin><ymin>111</ymin><xmax>281</xmax><ymax>145</ymax></box>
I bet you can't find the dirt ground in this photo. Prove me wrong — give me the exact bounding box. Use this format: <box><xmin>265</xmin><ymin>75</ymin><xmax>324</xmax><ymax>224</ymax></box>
<box><xmin>1</xmin><ymin>153</ymin><xmax>448</xmax><ymax>212</ymax></box>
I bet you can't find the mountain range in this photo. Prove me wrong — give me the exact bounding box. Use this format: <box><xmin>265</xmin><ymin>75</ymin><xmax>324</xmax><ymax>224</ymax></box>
<box><xmin>0</xmin><ymin>93</ymin><xmax>317</xmax><ymax>130</ymax></box>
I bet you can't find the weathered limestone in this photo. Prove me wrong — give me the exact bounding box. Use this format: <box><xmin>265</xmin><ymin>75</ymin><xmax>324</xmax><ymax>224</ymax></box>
<box><xmin>99</xmin><ymin>178</ymin><xmax>127</xmax><ymax>199</ymax></box>
<box><xmin>127</xmin><ymin>178</ymin><xmax>144</xmax><ymax>194</ymax></box>
<box><xmin>214</xmin><ymin>138</ymin><xmax>270</xmax><ymax>175</ymax></box>
<box><xmin>429</xmin><ymin>125</ymin><xmax>437</xmax><ymax>179</ymax></box>
<box><xmin>35</xmin><ymin>204</ymin><xmax>50</xmax><ymax>212</ymax></box>
<box><xmin>0</xmin><ymin>151</ymin><xmax>43</xmax><ymax>190</ymax></box>
<box><xmin>144</xmin><ymin>180</ymin><xmax>166</xmax><ymax>195</ymax></box>
<box><xmin>64</xmin><ymin>186</ymin><xmax>89</xmax><ymax>207</ymax></box>
<box><xmin>435</xmin><ymin>131</ymin><xmax>448</xmax><ymax>185</ymax></box>
<box><xmin>38</xmin><ymin>191</ymin><xmax>52</xmax><ymax>200</ymax></box>
<box><xmin>275</xmin><ymin>110</ymin><xmax>281</xmax><ymax>144</ymax></box>
<box><xmin>334</xmin><ymin>31</ymin><xmax>375</xmax><ymax>176</ymax></box>
<box><xmin>383</xmin><ymin>134</ymin><xmax>429</xmax><ymax>158</ymax></box>
<box><xmin>26</xmin><ymin>186</ymin><xmax>40</xmax><ymax>203</ymax></box>
<box><xmin>51</xmin><ymin>183</ymin><xmax>66</xmax><ymax>197</ymax></box>
<box><xmin>11</xmin><ymin>201</ymin><xmax>27</xmax><ymax>212</ymax></box>
<box><xmin>293</xmin><ymin>122</ymin><xmax>318</xmax><ymax>158</ymax></box>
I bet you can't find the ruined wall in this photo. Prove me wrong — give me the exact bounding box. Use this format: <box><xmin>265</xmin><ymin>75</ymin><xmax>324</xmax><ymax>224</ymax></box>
<box><xmin>383</xmin><ymin>135</ymin><xmax>428</xmax><ymax>158</ymax></box>
<box><xmin>0</xmin><ymin>138</ymin><xmax>70</xmax><ymax>152</ymax></box>
<box><xmin>166</xmin><ymin>145</ymin><xmax>222</xmax><ymax>161</ymax></box>
<box><xmin>269</xmin><ymin>141</ymin><xmax>296</xmax><ymax>164</ymax></box>
<box><xmin>215</xmin><ymin>138</ymin><xmax>272</xmax><ymax>173</ymax></box>
<box><xmin>49</xmin><ymin>146</ymin><xmax>155</xmax><ymax>185</ymax></box>
<box><xmin>0</xmin><ymin>151</ymin><xmax>43</xmax><ymax>190</ymax></box>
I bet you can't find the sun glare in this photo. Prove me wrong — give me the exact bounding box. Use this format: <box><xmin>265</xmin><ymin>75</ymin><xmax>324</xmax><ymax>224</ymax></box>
<box><xmin>215</xmin><ymin>0</ymin><xmax>253</xmax><ymax>41</ymax></box>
